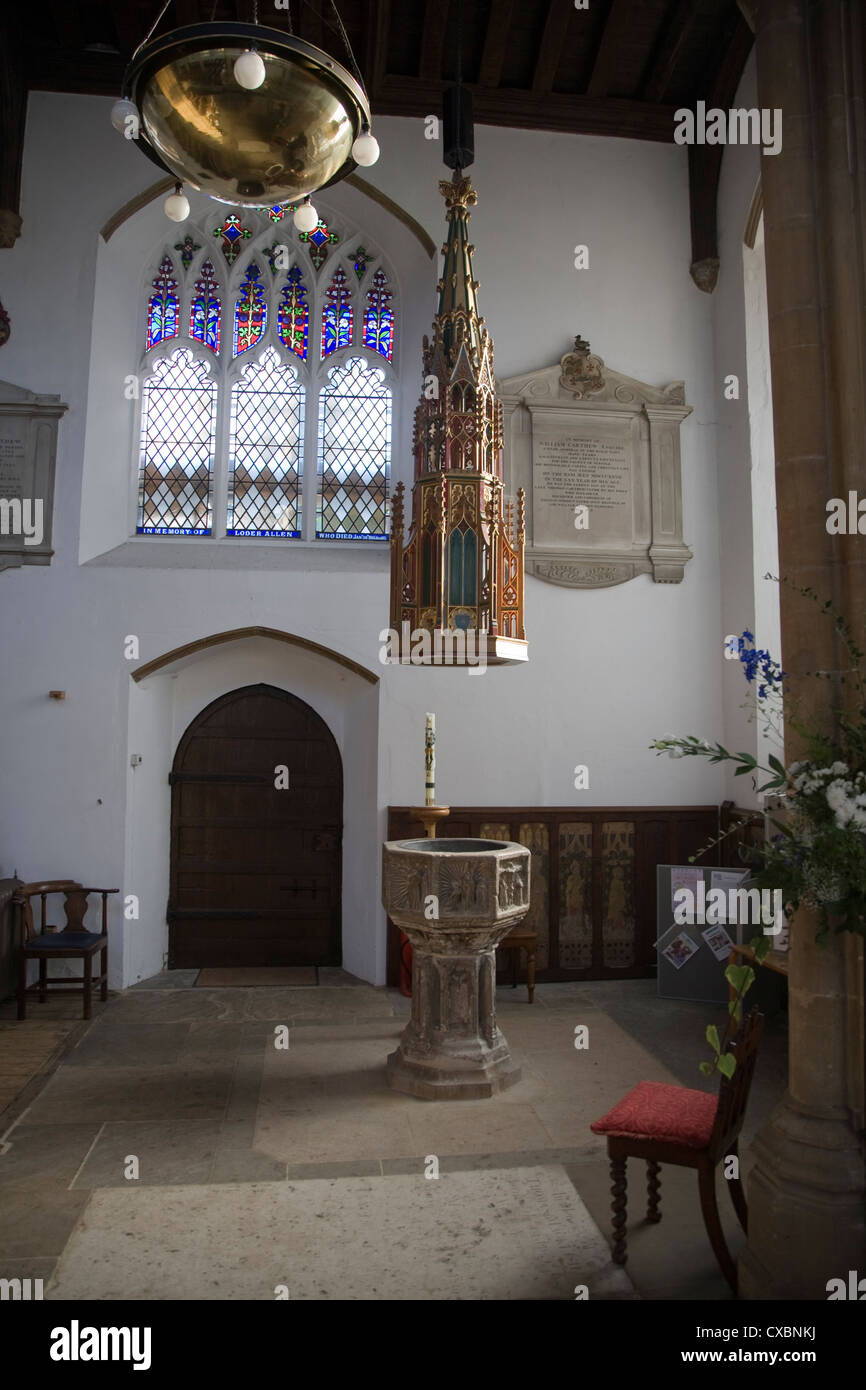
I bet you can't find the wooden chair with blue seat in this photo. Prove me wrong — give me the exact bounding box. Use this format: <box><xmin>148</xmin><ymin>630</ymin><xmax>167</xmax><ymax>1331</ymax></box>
<box><xmin>14</xmin><ymin>880</ymin><xmax>119</xmax><ymax>1020</ymax></box>
<box><xmin>590</xmin><ymin>1006</ymin><xmax>764</xmax><ymax>1293</ymax></box>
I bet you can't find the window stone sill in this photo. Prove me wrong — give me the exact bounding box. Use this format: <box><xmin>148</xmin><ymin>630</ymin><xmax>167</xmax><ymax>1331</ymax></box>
<box><xmin>83</xmin><ymin>536</ymin><xmax>391</xmax><ymax>571</ymax></box>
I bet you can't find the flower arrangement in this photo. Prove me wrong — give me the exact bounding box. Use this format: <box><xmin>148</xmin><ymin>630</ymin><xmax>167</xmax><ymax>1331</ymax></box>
<box><xmin>651</xmin><ymin>584</ymin><xmax>866</xmax><ymax>1072</ymax></box>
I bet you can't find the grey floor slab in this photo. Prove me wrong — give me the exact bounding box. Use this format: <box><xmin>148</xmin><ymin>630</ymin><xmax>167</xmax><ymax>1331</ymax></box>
<box><xmin>128</xmin><ymin>971</ymin><xmax>200</xmax><ymax>991</ymax></box>
<box><xmin>0</xmin><ymin>1123</ymin><xmax>102</xmax><ymax>1188</ymax></box>
<box><xmin>63</xmin><ymin>1021</ymin><xmax>191</xmax><ymax>1068</ymax></box>
<box><xmin>0</xmin><ymin>1185</ymin><xmax>90</xmax><ymax>1260</ymax></box>
<box><xmin>46</xmin><ymin>1167</ymin><xmax>636</xmax><ymax>1301</ymax></box>
<box><xmin>70</xmin><ymin>1120</ymin><xmax>223</xmax><ymax>1188</ymax></box>
<box><xmin>23</xmin><ymin>1064</ymin><xmax>236</xmax><ymax>1125</ymax></box>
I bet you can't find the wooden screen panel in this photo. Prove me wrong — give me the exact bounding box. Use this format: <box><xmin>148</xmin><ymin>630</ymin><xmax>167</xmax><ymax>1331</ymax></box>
<box><xmin>558</xmin><ymin>823</ymin><xmax>593</xmax><ymax>971</ymax></box>
<box><xmin>386</xmin><ymin>806</ymin><xmax>719</xmax><ymax>985</ymax></box>
<box><xmin>601</xmin><ymin>822</ymin><xmax>636</xmax><ymax>970</ymax></box>
<box><xmin>169</xmin><ymin>684</ymin><xmax>342</xmax><ymax>968</ymax></box>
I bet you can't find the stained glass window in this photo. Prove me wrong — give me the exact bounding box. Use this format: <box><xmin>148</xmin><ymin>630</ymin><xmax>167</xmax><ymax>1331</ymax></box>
<box><xmin>299</xmin><ymin>218</ymin><xmax>339</xmax><ymax>271</ymax></box>
<box><xmin>174</xmin><ymin>234</ymin><xmax>201</xmax><ymax>272</ymax></box>
<box><xmin>137</xmin><ymin>349</ymin><xmax>217</xmax><ymax>535</ymax></box>
<box><xmin>322</xmin><ymin>266</ymin><xmax>352</xmax><ymax>358</ymax></box>
<box><xmin>350</xmin><ymin>246</ymin><xmax>372</xmax><ymax>282</ymax></box>
<box><xmin>277</xmin><ymin>266</ymin><xmax>309</xmax><ymax>361</ymax></box>
<box><xmin>363</xmin><ymin>268</ymin><xmax>394</xmax><ymax>362</ymax></box>
<box><xmin>146</xmin><ymin>256</ymin><xmax>179</xmax><ymax>350</ymax></box>
<box><xmin>316</xmin><ymin>356</ymin><xmax>391</xmax><ymax>539</ymax></box>
<box><xmin>213</xmin><ymin>214</ymin><xmax>252</xmax><ymax>264</ymax></box>
<box><xmin>233</xmin><ymin>263</ymin><xmax>267</xmax><ymax>356</ymax></box>
<box><xmin>227</xmin><ymin>347</ymin><xmax>305</xmax><ymax>538</ymax></box>
<box><xmin>189</xmin><ymin>260</ymin><xmax>221</xmax><ymax>354</ymax></box>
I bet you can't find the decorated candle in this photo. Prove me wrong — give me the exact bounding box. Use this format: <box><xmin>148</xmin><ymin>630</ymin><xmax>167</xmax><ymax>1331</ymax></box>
<box><xmin>425</xmin><ymin>713</ymin><xmax>435</xmax><ymax>806</ymax></box>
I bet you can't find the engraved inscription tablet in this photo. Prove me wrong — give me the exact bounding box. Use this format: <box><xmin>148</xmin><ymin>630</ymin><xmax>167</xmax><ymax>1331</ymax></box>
<box><xmin>534</xmin><ymin>432</ymin><xmax>632</xmax><ymax>547</ymax></box>
<box><xmin>499</xmin><ymin>338</ymin><xmax>693</xmax><ymax>588</ymax></box>
<box><xmin>0</xmin><ymin>379</ymin><xmax>67</xmax><ymax>571</ymax></box>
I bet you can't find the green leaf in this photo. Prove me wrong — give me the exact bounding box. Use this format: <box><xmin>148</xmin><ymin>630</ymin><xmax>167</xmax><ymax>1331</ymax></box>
<box><xmin>768</xmin><ymin>754</ymin><xmax>786</xmax><ymax>776</ymax></box>
<box><xmin>728</xmin><ymin>999</ymin><xmax>742</xmax><ymax>1020</ymax></box>
<box><xmin>699</xmin><ymin>1060</ymin><xmax>714</xmax><ymax>1076</ymax></box>
<box><xmin>717</xmin><ymin>1053</ymin><xmax>736</xmax><ymax>1079</ymax></box>
<box><xmin>725</xmin><ymin>963</ymin><xmax>755</xmax><ymax>995</ymax></box>
<box><xmin>705</xmin><ymin>1024</ymin><xmax>721</xmax><ymax>1054</ymax></box>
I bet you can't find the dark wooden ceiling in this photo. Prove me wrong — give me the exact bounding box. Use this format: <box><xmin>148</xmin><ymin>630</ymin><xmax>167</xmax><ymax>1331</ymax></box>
<box><xmin>3</xmin><ymin>0</ymin><xmax>756</xmax><ymax>284</ymax></box>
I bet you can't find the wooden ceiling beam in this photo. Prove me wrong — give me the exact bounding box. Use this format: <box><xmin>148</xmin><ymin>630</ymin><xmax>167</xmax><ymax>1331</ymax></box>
<box><xmin>419</xmin><ymin>0</ymin><xmax>450</xmax><ymax>85</ymax></box>
<box><xmin>366</xmin><ymin>0</ymin><xmax>390</xmax><ymax>93</ymax></box>
<box><xmin>686</xmin><ymin>12</ymin><xmax>754</xmax><ymax>293</ymax></box>
<box><xmin>47</xmin><ymin>0</ymin><xmax>83</xmax><ymax>53</ymax></box>
<box><xmin>0</xmin><ymin>7</ymin><xmax>27</xmax><ymax>246</ymax></box>
<box><xmin>375</xmin><ymin>75</ymin><xmax>678</xmax><ymax>141</ymax></box>
<box><xmin>586</xmin><ymin>0</ymin><xmax>631</xmax><ymax>97</ymax></box>
<box><xmin>532</xmin><ymin>0</ymin><xmax>573</xmax><ymax>95</ymax></box>
<box><xmin>478</xmin><ymin>0</ymin><xmax>515</xmax><ymax>89</ymax></box>
<box><xmin>641</xmin><ymin>0</ymin><xmax>698</xmax><ymax>104</ymax></box>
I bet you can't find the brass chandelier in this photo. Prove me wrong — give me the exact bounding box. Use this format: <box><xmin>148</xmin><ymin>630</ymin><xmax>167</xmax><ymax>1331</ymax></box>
<box><xmin>111</xmin><ymin>2</ymin><xmax>380</xmax><ymax>226</ymax></box>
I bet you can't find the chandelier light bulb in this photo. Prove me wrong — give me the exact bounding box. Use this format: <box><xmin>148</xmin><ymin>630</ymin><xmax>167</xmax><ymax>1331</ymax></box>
<box><xmin>234</xmin><ymin>49</ymin><xmax>266</xmax><ymax>90</ymax></box>
<box><xmin>164</xmin><ymin>185</ymin><xmax>190</xmax><ymax>222</ymax></box>
<box><xmin>293</xmin><ymin>198</ymin><xmax>319</xmax><ymax>232</ymax></box>
<box><xmin>351</xmin><ymin>128</ymin><xmax>380</xmax><ymax>167</ymax></box>
<box><xmin>110</xmin><ymin>97</ymin><xmax>139</xmax><ymax>134</ymax></box>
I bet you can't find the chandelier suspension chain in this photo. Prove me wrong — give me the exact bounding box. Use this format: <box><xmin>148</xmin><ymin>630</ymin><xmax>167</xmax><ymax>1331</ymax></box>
<box><xmin>130</xmin><ymin>0</ymin><xmax>174</xmax><ymax>67</ymax></box>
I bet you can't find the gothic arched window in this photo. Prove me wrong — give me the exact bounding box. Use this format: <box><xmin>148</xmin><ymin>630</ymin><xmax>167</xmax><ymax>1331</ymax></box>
<box><xmin>138</xmin><ymin>211</ymin><xmax>396</xmax><ymax>543</ymax></box>
<box><xmin>189</xmin><ymin>260</ymin><xmax>221</xmax><ymax>353</ymax></box>
<box><xmin>322</xmin><ymin>266</ymin><xmax>353</xmax><ymax>358</ymax></box>
<box><xmin>233</xmin><ymin>263</ymin><xmax>267</xmax><ymax>356</ymax></box>
<box><xmin>137</xmin><ymin>349</ymin><xmax>217</xmax><ymax>534</ymax></box>
<box><xmin>363</xmin><ymin>269</ymin><xmax>394</xmax><ymax>362</ymax></box>
<box><xmin>146</xmin><ymin>256</ymin><xmax>179</xmax><ymax>350</ymax></box>
<box><xmin>277</xmin><ymin>266</ymin><xmax>309</xmax><ymax>361</ymax></box>
<box><xmin>228</xmin><ymin>347</ymin><xmax>305</xmax><ymax>538</ymax></box>
<box><xmin>317</xmin><ymin>356</ymin><xmax>391</xmax><ymax>540</ymax></box>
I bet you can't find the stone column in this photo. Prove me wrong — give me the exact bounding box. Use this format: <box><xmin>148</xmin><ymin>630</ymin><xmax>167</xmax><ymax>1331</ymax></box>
<box><xmin>739</xmin><ymin>0</ymin><xmax>866</xmax><ymax>1299</ymax></box>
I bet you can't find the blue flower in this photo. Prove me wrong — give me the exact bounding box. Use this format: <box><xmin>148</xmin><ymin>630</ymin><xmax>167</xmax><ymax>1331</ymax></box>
<box><xmin>742</xmin><ymin>629</ymin><xmax>755</xmax><ymax>643</ymax></box>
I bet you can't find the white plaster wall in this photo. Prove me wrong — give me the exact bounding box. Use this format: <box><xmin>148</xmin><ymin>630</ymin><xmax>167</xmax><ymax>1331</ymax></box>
<box><xmin>0</xmin><ymin>93</ymin><xmax>734</xmax><ymax>986</ymax></box>
<box><xmin>712</xmin><ymin>53</ymin><xmax>782</xmax><ymax>808</ymax></box>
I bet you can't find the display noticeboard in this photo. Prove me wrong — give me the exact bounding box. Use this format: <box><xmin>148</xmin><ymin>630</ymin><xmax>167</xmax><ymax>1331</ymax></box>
<box><xmin>655</xmin><ymin>863</ymin><xmax>751</xmax><ymax>1004</ymax></box>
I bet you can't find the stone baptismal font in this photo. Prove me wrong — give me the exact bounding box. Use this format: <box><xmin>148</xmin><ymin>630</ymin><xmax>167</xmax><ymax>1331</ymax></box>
<box><xmin>382</xmin><ymin>836</ymin><xmax>531</xmax><ymax>1099</ymax></box>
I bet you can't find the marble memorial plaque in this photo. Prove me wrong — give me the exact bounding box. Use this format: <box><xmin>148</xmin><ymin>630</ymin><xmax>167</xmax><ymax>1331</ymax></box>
<box><xmin>0</xmin><ymin>379</ymin><xmax>67</xmax><ymax>571</ymax></box>
<box><xmin>533</xmin><ymin>428</ymin><xmax>633</xmax><ymax>548</ymax></box>
<box><xmin>500</xmin><ymin>337</ymin><xmax>693</xmax><ymax>587</ymax></box>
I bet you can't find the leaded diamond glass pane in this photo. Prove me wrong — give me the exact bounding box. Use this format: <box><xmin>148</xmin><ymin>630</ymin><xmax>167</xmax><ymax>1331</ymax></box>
<box><xmin>137</xmin><ymin>349</ymin><xmax>216</xmax><ymax>534</ymax></box>
<box><xmin>316</xmin><ymin>356</ymin><xmax>391</xmax><ymax>540</ymax></box>
<box><xmin>227</xmin><ymin>347</ymin><xmax>304</xmax><ymax>538</ymax></box>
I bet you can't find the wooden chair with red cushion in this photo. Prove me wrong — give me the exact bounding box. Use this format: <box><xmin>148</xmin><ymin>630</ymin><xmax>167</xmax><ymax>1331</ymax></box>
<box><xmin>590</xmin><ymin>1007</ymin><xmax>764</xmax><ymax>1293</ymax></box>
<box><xmin>14</xmin><ymin>881</ymin><xmax>119</xmax><ymax>1021</ymax></box>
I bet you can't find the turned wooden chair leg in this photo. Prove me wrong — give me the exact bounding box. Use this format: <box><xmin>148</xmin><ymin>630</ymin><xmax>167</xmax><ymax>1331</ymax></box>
<box><xmin>83</xmin><ymin>957</ymin><xmax>93</xmax><ymax>1021</ymax></box>
<box><xmin>38</xmin><ymin>957</ymin><xmax>47</xmax><ymax>1003</ymax></box>
<box><xmin>610</xmin><ymin>1156</ymin><xmax>628</xmax><ymax>1265</ymax></box>
<box><xmin>526</xmin><ymin>948</ymin><xmax>535</xmax><ymax>1004</ymax></box>
<box><xmin>698</xmin><ymin>1164</ymin><xmax>738</xmax><ymax>1292</ymax></box>
<box><xmin>725</xmin><ymin>1141</ymin><xmax>748</xmax><ymax>1235</ymax></box>
<box><xmin>646</xmin><ymin>1159</ymin><xmax>662</xmax><ymax>1222</ymax></box>
<box><xmin>101</xmin><ymin>942</ymin><xmax>109</xmax><ymax>1002</ymax></box>
<box><xmin>18</xmin><ymin>946</ymin><xmax>27</xmax><ymax>1020</ymax></box>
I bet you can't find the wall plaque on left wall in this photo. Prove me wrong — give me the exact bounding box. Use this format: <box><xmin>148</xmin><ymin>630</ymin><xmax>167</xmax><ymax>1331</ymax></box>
<box><xmin>0</xmin><ymin>379</ymin><xmax>67</xmax><ymax>571</ymax></box>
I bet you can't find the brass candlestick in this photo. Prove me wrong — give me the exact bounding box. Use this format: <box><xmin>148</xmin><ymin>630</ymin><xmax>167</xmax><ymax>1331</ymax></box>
<box><xmin>409</xmin><ymin>805</ymin><xmax>451</xmax><ymax>839</ymax></box>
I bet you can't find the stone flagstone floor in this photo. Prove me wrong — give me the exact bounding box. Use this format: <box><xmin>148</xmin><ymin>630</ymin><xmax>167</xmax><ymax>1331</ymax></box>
<box><xmin>0</xmin><ymin>975</ymin><xmax>786</xmax><ymax>1300</ymax></box>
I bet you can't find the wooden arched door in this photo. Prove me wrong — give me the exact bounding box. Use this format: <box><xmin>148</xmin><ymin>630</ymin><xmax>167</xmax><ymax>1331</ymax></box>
<box><xmin>168</xmin><ymin>684</ymin><xmax>342</xmax><ymax>968</ymax></box>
